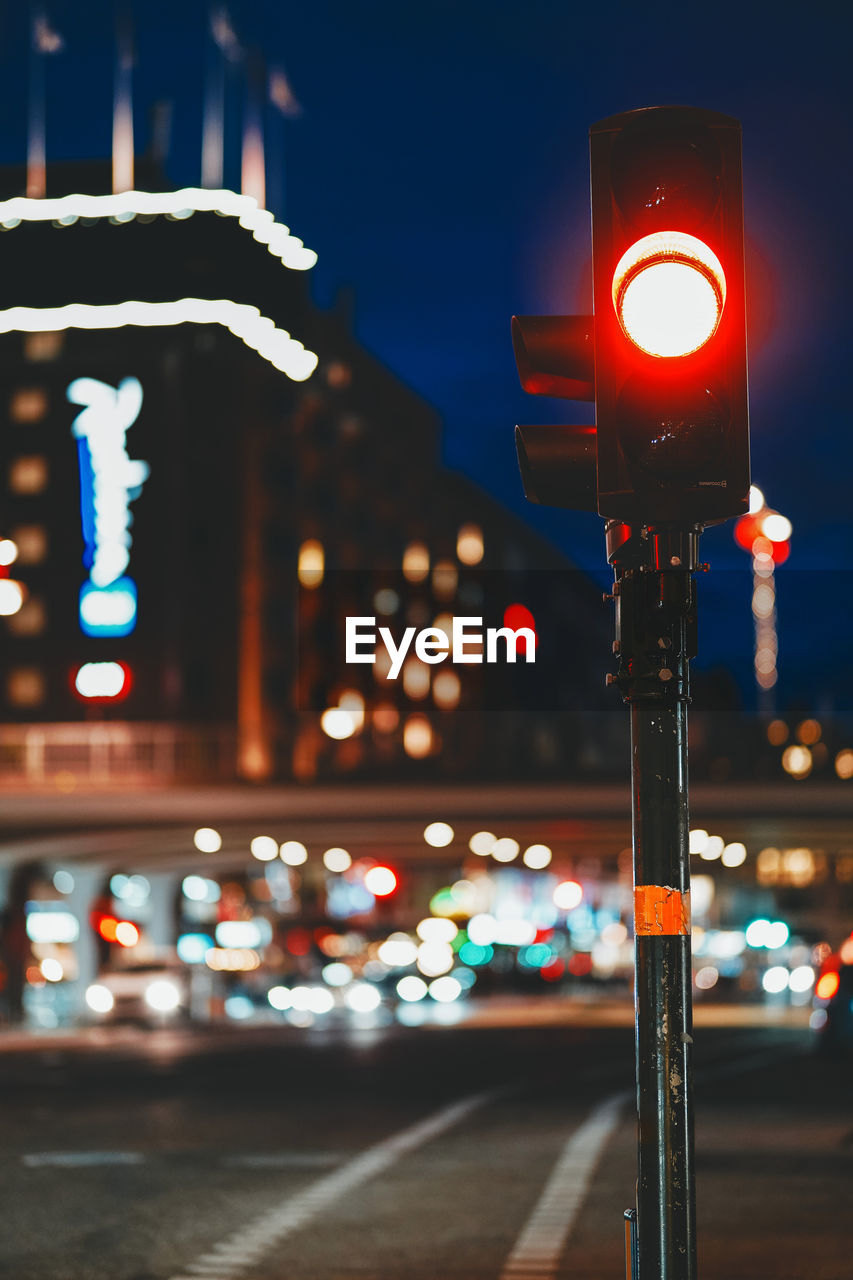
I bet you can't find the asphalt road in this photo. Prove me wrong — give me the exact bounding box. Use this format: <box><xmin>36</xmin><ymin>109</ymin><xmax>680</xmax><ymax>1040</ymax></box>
<box><xmin>0</xmin><ymin>1010</ymin><xmax>849</xmax><ymax>1280</ymax></box>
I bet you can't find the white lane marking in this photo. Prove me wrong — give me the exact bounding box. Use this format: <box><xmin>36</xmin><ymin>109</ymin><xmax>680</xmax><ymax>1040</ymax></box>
<box><xmin>23</xmin><ymin>1151</ymin><xmax>144</xmax><ymax>1167</ymax></box>
<box><xmin>499</xmin><ymin>1092</ymin><xmax>628</xmax><ymax>1280</ymax></box>
<box><xmin>499</xmin><ymin>1045</ymin><xmax>804</xmax><ymax>1280</ymax></box>
<box><xmin>220</xmin><ymin>1152</ymin><xmax>342</xmax><ymax>1170</ymax></box>
<box><xmin>167</xmin><ymin>1089</ymin><xmax>496</xmax><ymax>1280</ymax></box>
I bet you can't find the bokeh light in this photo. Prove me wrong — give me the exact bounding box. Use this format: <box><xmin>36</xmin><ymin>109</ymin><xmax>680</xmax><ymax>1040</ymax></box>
<box><xmin>522</xmin><ymin>843</ymin><xmax>552</xmax><ymax>869</ymax></box>
<box><xmin>424</xmin><ymin>822</ymin><xmax>454</xmax><ymax>848</ymax></box>
<box><xmin>553</xmin><ymin>881</ymin><xmax>583</xmax><ymax>911</ymax></box>
<box><xmin>193</xmin><ymin>826</ymin><xmax>222</xmax><ymax>853</ymax></box>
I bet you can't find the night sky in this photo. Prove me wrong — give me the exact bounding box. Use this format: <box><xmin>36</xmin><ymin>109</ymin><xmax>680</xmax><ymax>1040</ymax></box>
<box><xmin>0</xmin><ymin>1</ymin><xmax>849</xmax><ymax>708</ymax></box>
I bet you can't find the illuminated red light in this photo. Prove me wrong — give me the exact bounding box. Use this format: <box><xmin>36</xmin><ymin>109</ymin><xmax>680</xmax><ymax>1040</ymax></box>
<box><xmin>734</xmin><ymin>514</ymin><xmax>764</xmax><ymax>552</ymax></box>
<box><xmin>503</xmin><ymin>604</ymin><xmax>536</xmax><ymax>657</ymax></box>
<box><xmin>285</xmin><ymin>927</ymin><xmax>312</xmax><ymax>957</ymax></box>
<box><xmin>735</xmin><ymin>517</ymin><xmax>791</xmax><ymax>566</ymax></box>
<box><xmin>736</xmin><ymin>508</ymin><xmax>791</xmax><ymax>561</ymax></box>
<box><xmin>72</xmin><ymin>660</ymin><xmax>132</xmax><ymax>702</ymax></box>
<box><xmin>815</xmin><ymin>971</ymin><xmax>840</xmax><ymax>1001</ymax></box>
<box><xmin>97</xmin><ymin>915</ymin><xmax>119</xmax><ymax>942</ymax></box>
<box><xmin>94</xmin><ymin>913</ymin><xmax>139</xmax><ymax>946</ymax></box>
<box><xmin>612</xmin><ymin>231</ymin><xmax>726</xmax><ymax>358</ymax></box>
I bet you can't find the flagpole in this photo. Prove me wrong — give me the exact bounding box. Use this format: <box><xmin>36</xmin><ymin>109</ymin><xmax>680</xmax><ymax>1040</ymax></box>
<box><xmin>266</xmin><ymin>95</ymin><xmax>283</xmax><ymax>218</ymax></box>
<box><xmin>113</xmin><ymin>8</ymin><xmax>134</xmax><ymax>193</ymax></box>
<box><xmin>267</xmin><ymin>67</ymin><xmax>300</xmax><ymax>219</ymax></box>
<box><xmin>201</xmin><ymin>11</ymin><xmax>225</xmax><ymax>188</ymax></box>
<box><xmin>27</xmin><ymin>8</ymin><xmax>47</xmax><ymax>198</ymax></box>
<box><xmin>241</xmin><ymin>52</ymin><xmax>265</xmax><ymax>208</ymax></box>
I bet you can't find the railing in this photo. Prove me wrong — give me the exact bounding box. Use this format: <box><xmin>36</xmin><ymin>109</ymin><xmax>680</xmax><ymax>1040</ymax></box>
<box><xmin>0</xmin><ymin>722</ymin><xmax>237</xmax><ymax>785</ymax></box>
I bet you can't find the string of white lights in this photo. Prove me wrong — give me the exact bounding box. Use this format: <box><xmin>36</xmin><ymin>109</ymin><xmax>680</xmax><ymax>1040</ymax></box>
<box><xmin>0</xmin><ymin>300</ymin><xmax>318</xmax><ymax>382</ymax></box>
<box><xmin>0</xmin><ymin>187</ymin><xmax>317</xmax><ymax>271</ymax></box>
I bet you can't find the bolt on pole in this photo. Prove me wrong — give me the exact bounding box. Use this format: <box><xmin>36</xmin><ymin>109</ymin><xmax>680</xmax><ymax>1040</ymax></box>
<box><xmin>607</xmin><ymin>520</ymin><xmax>699</xmax><ymax>1280</ymax></box>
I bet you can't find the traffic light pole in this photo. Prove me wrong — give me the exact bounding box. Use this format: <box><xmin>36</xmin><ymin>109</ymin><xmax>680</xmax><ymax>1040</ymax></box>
<box><xmin>512</xmin><ymin>99</ymin><xmax>751</xmax><ymax>1280</ymax></box>
<box><xmin>607</xmin><ymin>521</ymin><xmax>699</xmax><ymax>1280</ymax></box>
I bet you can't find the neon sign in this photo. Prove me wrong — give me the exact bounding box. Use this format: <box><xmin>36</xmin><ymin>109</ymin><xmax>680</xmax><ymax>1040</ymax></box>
<box><xmin>0</xmin><ymin>188</ymin><xmax>319</xmax><ymax>381</ymax></box>
<box><xmin>68</xmin><ymin>376</ymin><xmax>149</xmax><ymax>637</ymax></box>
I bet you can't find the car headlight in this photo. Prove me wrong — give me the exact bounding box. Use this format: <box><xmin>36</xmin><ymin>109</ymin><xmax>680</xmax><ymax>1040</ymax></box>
<box><xmin>143</xmin><ymin>979</ymin><xmax>182</xmax><ymax>1013</ymax></box>
<box><xmin>85</xmin><ymin>983</ymin><xmax>115</xmax><ymax>1014</ymax></box>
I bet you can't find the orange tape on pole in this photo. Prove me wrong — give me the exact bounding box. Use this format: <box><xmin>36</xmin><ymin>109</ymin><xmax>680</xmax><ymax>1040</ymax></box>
<box><xmin>634</xmin><ymin>885</ymin><xmax>691</xmax><ymax>936</ymax></box>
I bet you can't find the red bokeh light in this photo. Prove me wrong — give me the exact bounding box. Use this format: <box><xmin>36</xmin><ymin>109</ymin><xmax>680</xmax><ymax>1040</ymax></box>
<box><xmin>815</xmin><ymin>971</ymin><xmax>840</xmax><ymax>1001</ymax></box>
<box><xmin>735</xmin><ymin>515</ymin><xmax>790</xmax><ymax>564</ymax></box>
<box><xmin>71</xmin><ymin>660</ymin><xmax>133</xmax><ymax>703</ymax></box>
<box><xmin>97</xmin><ymin>915</ymin><xmax>119</xmax><ymax>942</ymax></box>
<box><xmin>503</xmin><ymin>604</ymin><xmax>537</xmax><ymax>657</ymax></box>
<box><xmin>285</xmin><ymin>927</ymin><xmax>312</xmax><ymax>957</ymax></box>
<box><xmin>734</xmin><ymin>513</ymin><xmax>763</xmax><ymax>551</ymax></box>
<box><xmin>93</xmin><ymin>914</ymin><xmax>139</xmax><ymax>946</ymax></box>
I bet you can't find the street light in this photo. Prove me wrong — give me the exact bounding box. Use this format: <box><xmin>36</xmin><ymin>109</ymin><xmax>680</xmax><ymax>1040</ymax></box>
<box><xmin>734</xmin><ymin>486</ymin><xmax>792</xmax><ymax>711</ymax></box>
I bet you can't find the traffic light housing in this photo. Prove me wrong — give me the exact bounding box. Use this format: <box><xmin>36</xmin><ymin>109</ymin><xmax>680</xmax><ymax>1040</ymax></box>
<box><xmin>514</xmin><ymin>105</ymin><xmax>750</xmax><ymax>527</ymax></box>
<box><xmin>591</xmin><ymin>105</ymin><xmax>749</xmax><ymax>524</ymax></box>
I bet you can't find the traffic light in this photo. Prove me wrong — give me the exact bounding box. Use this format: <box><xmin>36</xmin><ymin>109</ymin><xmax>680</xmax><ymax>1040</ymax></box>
<box><xmin>514</xmin><ymin>105</ymin><xmax>750</xmax><ymax>527</ymax></box>
<box><xmin>512</xmin><ymin>316</ymin><xmax>597</xmax><ymax>512</ymax></box>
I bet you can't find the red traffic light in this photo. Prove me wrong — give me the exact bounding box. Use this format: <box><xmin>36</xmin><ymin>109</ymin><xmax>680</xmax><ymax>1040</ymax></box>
<box><xmin>590</xmin><ymin>106</ymin><xmax>749</xmax><ymax>525</ymax></box>
<box><xmin>511</xmin><ymin>105</ymin><xmax>750</xmax><ymax>528</ymax></box>
<box><xmin>612</xmin><ymin>231</ymin><xmax>726</xmax><ymax>358</ymax></box>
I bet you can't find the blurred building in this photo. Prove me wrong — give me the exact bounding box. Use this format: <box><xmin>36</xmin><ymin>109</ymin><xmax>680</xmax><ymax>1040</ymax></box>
<box><xmin>0</xmin><ymin>163</ymin><xmax>615</xmax><ymax>788</ymax></box>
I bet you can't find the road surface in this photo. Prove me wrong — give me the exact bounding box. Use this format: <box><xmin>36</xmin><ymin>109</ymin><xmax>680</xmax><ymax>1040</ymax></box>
<box><xmin>0</xmin><ymin>1005</ymin><xmax>849</xmax><ymax>1279</ymax></box>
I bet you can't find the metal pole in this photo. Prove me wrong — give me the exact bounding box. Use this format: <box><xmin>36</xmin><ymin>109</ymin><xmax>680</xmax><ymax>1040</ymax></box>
<box><xmin>608</xmin><ymin>522</ymin><xmax>699</xmax><ymax>1280</ymax></box>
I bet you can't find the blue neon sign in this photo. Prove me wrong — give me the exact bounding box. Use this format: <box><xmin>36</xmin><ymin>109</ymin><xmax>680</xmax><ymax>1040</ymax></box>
<box><xmin>68</xmin><ymin>376</ymin><xmax>149</xmax><ymax>637</ymax></box>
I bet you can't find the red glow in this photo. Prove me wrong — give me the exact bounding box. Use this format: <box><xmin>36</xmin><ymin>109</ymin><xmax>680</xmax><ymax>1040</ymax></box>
<box><xmin>750</xmin><ymin>536</ymin><xmax>790</xmax><ymax>566</ymax></box>
<box><xmin>97</xmin><ymin>915</ymin><xmax>119</xmax><ymax>943</ymax></box>
<box><xmin>94</xmin><ymin>913</ymin><xmax>138</xmax><ymax>946</ymax></box>
<box><xmin>734</xmin><ymin>513</ymin><xmax>763</xmax><ymax>551</ymax></box>
<box><xmin>568</xmin><ymin>952</ymin><xmax>593</xmax><ymax>977</ymax></box>
<box><xmin>285</xmin><ymin>927</ymin><xmax>312</xmax><ymax>957</ymax></box>
<box><xmin>816</xmin><ymin>971</ymin><xmax>840</xmax><ymax>1001</ymax></box>
<box><xmin>503</xmin><ymin>604</ymin><xmax>537</xmax><ymax>657</ymax></box>
<box><xmin>71</xmin><ymin>660</ymin><xmax>133</xmax><ymax>703</ymax></box>
<box><xmin>541</xmin><ymin>958</ymin><xmax>565</xmax><ymax>983</ymax></box>
<box><xmin>736</xmin><ymin>516</ymin><xmax>790</xmax><ymax>564</ymax></box>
